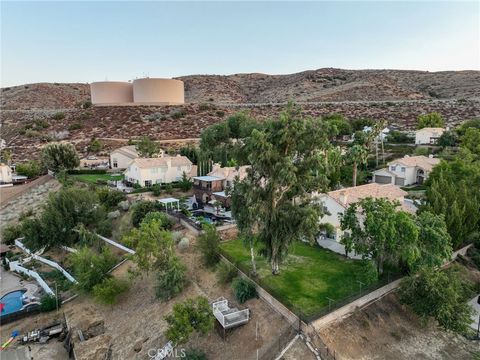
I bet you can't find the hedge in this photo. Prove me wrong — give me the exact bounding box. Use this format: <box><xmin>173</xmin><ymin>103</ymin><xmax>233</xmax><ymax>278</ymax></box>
<box><xmin>68</xmin><ymin>169</ymin><xmax>108</xmax><ymax>175</ymax></box>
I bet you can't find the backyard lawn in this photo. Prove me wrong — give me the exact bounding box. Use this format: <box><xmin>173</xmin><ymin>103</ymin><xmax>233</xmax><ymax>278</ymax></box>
<box><xmin>220</xmin><ymin>239</ymin><xmax>377</xmax><ymax>318</ymax></box>
<box><xmin>71</xmin><ymin>174</ymin><xmax>124</xmax><ymax>184</ymax></box>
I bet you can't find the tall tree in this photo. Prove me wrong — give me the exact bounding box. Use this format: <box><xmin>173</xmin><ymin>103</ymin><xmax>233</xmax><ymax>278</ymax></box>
<box><xmin>417</xmin><ymin>112</ymin><xmax>445</xmax><ymax>129</ymax></box>
<box><xmin>41</xmin><ymin>142</ymin><xmax>79</xmax><ymax>172</ymax></box>
<box><xmin>340</xmin><ymin>198</ymin><xmax>419</xmax><ymax>275</ymax></box>
<box><xmin>346</xmin><ymin>144</ymin><xmax>368</xmax><ymax>187</ymax></box>
<box><xmin>232</xmin><ymin>103</ymin><xmax>335</xmax><ymax>274</ymax></box>
<box><xmin>136</xmin><ymin>136</ymin><xmax>160</xmax><ymax>157</ymax></box>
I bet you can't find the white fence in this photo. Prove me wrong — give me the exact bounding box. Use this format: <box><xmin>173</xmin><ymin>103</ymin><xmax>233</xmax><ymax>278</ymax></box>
<box><xmin>96</xmin><ymin>234</ymin><xmax>136</xmax><ymax>255</ymax></box>
<box><xmin>15</xmin><ymin>239</ymin><xmax>77</xmax><ymax>283</ymax></box>
<box><xmin>8</xmin><ymin>260</ymin><xmax>54</xmax><ymax>296</ymax></box>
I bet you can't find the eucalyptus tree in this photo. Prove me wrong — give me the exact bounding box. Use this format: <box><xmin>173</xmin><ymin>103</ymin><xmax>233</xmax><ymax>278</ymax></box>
<box><xmin>232</xmin><ymin>103</ymin><xmax>336</xmax><ymax>275</ymax></box>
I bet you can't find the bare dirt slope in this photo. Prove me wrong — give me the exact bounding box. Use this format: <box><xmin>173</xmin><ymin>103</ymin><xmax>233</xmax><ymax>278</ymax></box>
<box><xmin>2</xmin><ymin>69</ymin><xmax>479</xmax><ymax>110</ymax></box>
<box><xmin>317</xmin><ymin>293</ymin><xmax>478</xmax><ymax>360</ymax></box>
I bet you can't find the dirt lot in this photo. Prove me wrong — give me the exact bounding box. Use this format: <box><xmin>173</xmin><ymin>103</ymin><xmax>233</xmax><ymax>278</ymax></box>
<box><xmin>16</xmin><ymin>230</ymin><xmax>293</xmax><ymax>360</ymax></box>
<box><xmin>317</xmin><ymin>292</ymin><xmax>479</xmax><ymax>360</ymax></box>
<box><xmin>0</xmin><ymin>175</ymin><xmax>53</xmax><ymax>207</ymax></box>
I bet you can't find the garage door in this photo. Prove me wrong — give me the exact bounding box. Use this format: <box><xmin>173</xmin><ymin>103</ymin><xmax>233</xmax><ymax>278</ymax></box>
<box><xmin>395</xmin><ymin>177</ymin><xmax>405</xmax><ymax>186</ymax></box>
<box><xmin>375</xmin><ymin>175</ymin><xmax>392</xmax><ymax>184</ymax></box>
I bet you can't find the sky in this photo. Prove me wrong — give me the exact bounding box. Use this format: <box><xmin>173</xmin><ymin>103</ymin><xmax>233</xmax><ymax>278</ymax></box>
<box><xmin>1</xmin><ymin>1</ymin><xmax>479</xmax><ymax>86</ymax></box>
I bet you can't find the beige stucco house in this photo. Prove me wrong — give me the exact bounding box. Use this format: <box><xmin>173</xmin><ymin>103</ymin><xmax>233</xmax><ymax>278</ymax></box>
<box><xmin>0</xmin><ymin>164</ymin><xmax>13</xmax><ymax>185</ymax></box>
<box><xmin>415</xmin><ymin>127</ymin><xmax>445</xmax><ymax>145</ymax></box>
<box><xmin>124</xmin><ymin>156</ymin><xmax>193</xmax><ymax>187</ymax></box>
<box><xmin>317</xmin><ymin>183</ymin><xmax>411</xmax><ymax>242</ymax></box>
<box><xmin>373</xmin><ymin>155</ymin><xmax>440</xmax><ymax>186</ymax></box>
<box><xmin>110</xmin><ymin>146</ymin><xmax>139</xmax><ymax>170</ymax></box>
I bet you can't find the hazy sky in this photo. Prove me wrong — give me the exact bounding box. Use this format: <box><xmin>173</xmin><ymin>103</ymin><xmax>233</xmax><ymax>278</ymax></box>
<box><xmin>1</xmin><ymin>1</ymin><xmax>479</xmax><ymax>86</ymax></box>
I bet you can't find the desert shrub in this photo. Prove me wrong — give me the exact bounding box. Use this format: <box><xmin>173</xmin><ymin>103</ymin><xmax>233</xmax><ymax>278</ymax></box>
<box><xmin>170</xmin><ymin>108</ymin><xmax>186</xmax><ymax>119</ymax></box>
<box><xmin>184</xmin><ymin>349</ymin><xmax>207</xmax><ymax>360</ymax></box>
<box><xmin>232</xmin><ymin>277</ymin><xmax>257</xmax><ymax>303</ymax></box>
<box><xmin>198</xmin><ymin>224</ymin><xmax>220</xmax><ymax>267</ymax></box>
<box><xmin>152</xmin><ymin>184</ymin><xmax>162</xmax><ymax>196</ymax></box>
<box><xmin>34</xmin><ymin>119</ymin><xmax>50</xmax><ymax>129</ymax></box>
<box><xmin>15</xmin><ymin>160</ymin><xmax>43</xmax><ymax>178</ymax></box>
<box><xmin>177</xmin><ymin>237</ymin><xmax>190</xmax><ymax>252</ymax></box>
<box><xmin>1</xmin><ymin>224</ymin><xmax>22</xmax><ymax>245</ymax></box>
<box><xmin>216</xmin><ymin>261</ymin><xmax>237</xmax><ymax>284</ymax></box>
<box><xmin>52</xmin><ymin>112</ymin><xmax>66</xmax><ymax>120</ymax></box>
<box><xmin>88</xmin><ymin>138</ymin><xmax>103</xmax><ymax>153</ymax></box>
<box><xmin>215</xmin><ymin>110</ymin><xmax>225</xmax><ymax>118</ymax></box>
<box><xmin>40</xmin><ymin>294</ymin><xmax>59</xmax><ymax>312</ymax></box>
<box><xmin>82</xmin><ymin>100</ymin><xmax>92</xmax><ymax>109</ymax></box>
<box><xmin>155</xmin><ymin>258</ymin><xmax>187</xmax><ymax>301</ymax></box>
<box><xmin>68</xmin><ymin>123</ymin><xmax>83</xmax><ymax>130</ymax></box>
<box><xmin>96</xmin><ymin>218</ymin><xmax>113</xmax><ymax>237</ymax></box>
<box><xmin>97</xmin><ymin>188</ymin><xmax>126</xmax><ymax>209</ymax></box>
<box><xmin>143</xmin><ymin>112</ymin><xmax>166</xmax><ymax>122</ymax></box>
<box><xmin>93</xmin><ymin>277</ymin><xmax>129</xmax><ymax>305</ymax></box>
<box><xmin>141</xmin><ymin>211</ymin><xmax>174</xmax><ymax>230</ymax></box>
<box><xmin>25</xmin><ymin>129</ymin><xmax>40</xmax><ymax>138</ymax></box>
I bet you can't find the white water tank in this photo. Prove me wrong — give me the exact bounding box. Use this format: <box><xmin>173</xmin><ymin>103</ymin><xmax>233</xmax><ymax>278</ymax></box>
<box><xmin>90</xmin><ymin>82</ymin><xmax>133</xmax><ymax>105</ymax></box>
<box><xmin>132</xmin><ymin>78</ymin><xmax>184</xmax><ymax>105</ymax></box>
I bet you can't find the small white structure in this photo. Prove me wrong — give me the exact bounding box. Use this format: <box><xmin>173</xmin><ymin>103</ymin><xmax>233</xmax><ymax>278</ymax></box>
<box><xmin>124</xmin><ymin>156</ymin><xmax>193</xmax><ymax>187</ymax></box>
<box><xmin>317</xmin><ymin>183</ymin><xmax>410</xmax><ymax>242</ymax></box>
<box><xmin>363</xmin><ymin>126</ymin><xmax>390</xmax><ymax>141</ymax></box>
<box><xmin>373</xmin><ymin>155</ymin><xmax>440</xmax><ymax>186</ymax></box>
<box><xmin>158</xmin><ymin>197</ymin><xmax>180</xmax><ymax>212</ymax></box>
<box><xmin>415</xmin><ymin>127</ymin><xmax>445</xmax><ymax>145</ymax></box>
<box><xmin>0</xmin><ymin>163</ymin><xmax>13</xmax><ymax>185</ymax></box>
<box><xmin>212</xmin><ymin>297</ymin><xmax>250</xmax><ymax>330</ymax></box>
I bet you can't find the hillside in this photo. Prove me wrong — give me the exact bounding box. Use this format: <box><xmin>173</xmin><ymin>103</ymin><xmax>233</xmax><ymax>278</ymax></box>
<box><xmin>2</xmin><ymin>68</ymin><xmax>480</xmax><ymax>109</ymax></box>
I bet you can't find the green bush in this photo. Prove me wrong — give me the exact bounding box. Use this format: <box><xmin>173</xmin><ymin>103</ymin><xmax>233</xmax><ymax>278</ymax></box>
<box><xmin>141</xmin><ymin>211</ymin><xmax>174</xmax><ymax>230</ymax></box>
<box><xmin>216</xmin><ymin>261</ymin><xmax>237</xmax><ymax>284</ymax></box>
<box><xmin>198</xmin><ymin>224</ymin><xmax>220</xmax><ymax>267</ymax></box>
<box><xmin>52</xmin><ymin>112</ymin><xmax>66</xmax><ymax>120</ymax></box>
<box><xmin>184</xmin><ymin>349</ymin><xmax>207</xmax><ymax>360</ymax></box>
<box><xmin>40</xmin><ymin>294</ymin><xmax>59</xmax><ymax>312</ymax></box>
<box><xmin>131</xmin><ymin>201</ymin><xmax>162</xmax><ymax>227</ymax></box>
<box><xmin>67</xmin><ymin>169</ymin><xmax>107</xmax><ymax>175</ymax></box>
<box><xmin>232</xmin><ymin>277</ymin><xmax>257</xmax><ymax>303</ymax></box>
<box><xmin>97</xmin><ymin>188</ymin><xmax>126</xmax><ymax>209</ymax></box>
<box><xmin>155</xmin><ymin>258</ymin><xmax>187</xmax><ymax>301</ymax></box>
<box><xmin>93</xmin><ymin>277</ymin><xmax>129</xmax><ymax>305</ymax></box>
<box><xmin>71</xmin><ymin>247</ymin><xmax>117</xmax><ymax>293</ymax></box>
<box><xmin>68</xmin><ymin>123</ymin><xmax>83</xmax><ymax>131</ymax></box>
<box><xmin>152</xmin><ymin>184</ymin><xmax>162</xmax><ymax>196</ymax></box>
<box><xmin>16</xmin><ymin>160</ymin><xmax>43</xmax><ymax>178</ymax></box>
<box><xmin>2</xmin><ymin>224</ymin><xmax>22</xmax><ymax>245</ymax></box>
<box><xmin>170</xmin><ymin>109</ymin><xmax>186</xmax><ymax>119</ymax></box>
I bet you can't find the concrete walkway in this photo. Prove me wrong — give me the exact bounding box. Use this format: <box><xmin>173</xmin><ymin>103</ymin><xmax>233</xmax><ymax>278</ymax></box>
<box><xmin>317</xmin><ymin>238</ymin><xmax>362</xmax><ymax>260</ymax></box>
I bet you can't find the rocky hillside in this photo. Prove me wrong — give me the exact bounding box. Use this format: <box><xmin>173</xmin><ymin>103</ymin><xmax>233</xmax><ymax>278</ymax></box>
<box><xmin>2</xmin><ymin>69</ymin><xmax>480</xmax><ymax>109</ymax></box>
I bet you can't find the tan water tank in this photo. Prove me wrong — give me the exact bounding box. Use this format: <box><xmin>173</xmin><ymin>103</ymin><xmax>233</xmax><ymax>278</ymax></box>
<box><xmin>90</xmin><ymin>82</ymin><xmax>133</xmax><ymax>105</ymax></box>
<box><xmin>132</xmin><ymin>78</ymin><xmax>184</xmax><ymax>105</ymax></box>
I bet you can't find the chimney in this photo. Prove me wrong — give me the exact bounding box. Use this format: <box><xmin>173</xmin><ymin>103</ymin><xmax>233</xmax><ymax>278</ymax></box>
<box><xmin>339</xmin><ymin>191</ymin><xmax>348</xmax><ymax>206</ymax></box>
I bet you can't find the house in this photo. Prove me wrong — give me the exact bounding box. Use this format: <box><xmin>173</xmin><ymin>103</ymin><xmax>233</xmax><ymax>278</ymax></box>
<box><xmin>363</xmin><ymin>126</ymin><xmax>390</xmax><ymax>141</ymax></box>
<box><xmin>192</xmin><ymin>165</ymin><xmax>249</xmax><ymax>207</ymax></box>
<box><xmin>0</xmin><ymin>164</ymin><xmax>12</xmax><ymax>185</ymax></box>
<box><xmin>373</xmin><ymin>155</ymin><xmax>440</xmax><ymax>186</ymax></box>
<box><xmin>110</xmin><ymin>145</ymin><xmax>139</xmax><ymax>169</ymax></box>
<box><xmin>318</xmin><ymin>183</ymin><xmax>410</xmax><ymax>242</ymax></box>
<box><xmin>415</xmin><ymin>127</ymin><xmax>445</xmax><ymax>145</ymax></box>
<box><xmin>124</xmin><ymin>155</ymin><xmax>193</xmax><ymax>187</ymax></box>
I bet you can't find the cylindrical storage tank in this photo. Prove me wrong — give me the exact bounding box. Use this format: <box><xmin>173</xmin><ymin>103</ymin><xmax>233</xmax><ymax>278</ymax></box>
<box><xmin>90</xmin><ymin>82</ymin><xmax>133</xmax><ymax>105</ymax></box>
<box><xmin>132</xmin><ymin>78</ymin><xmax>184</xmax><ymax>105</ymax></box>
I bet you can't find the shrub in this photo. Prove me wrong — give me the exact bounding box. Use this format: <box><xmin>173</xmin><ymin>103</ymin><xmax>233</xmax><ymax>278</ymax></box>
<box><xmin>170</xmin><ymin>108</ymin><xmax>186</xmax><ymax>119</ymax></box>
<box><xmin>184</xmin><ymin>349</ymin><xmax>207</xmax><ymax>360</ymax></box>
<box><xmin>40</xmin><ymin>294</ymin><xmax>59</xmax><ymax>312</ymax></box>
<box><xmin>71</xmin><ymin>247</ymin><xmax>117</xmax><ymax>293</ymax></box>
<box><xmin>155</xmin><ymin>258</ymin><xmax>187</xmax><ymax>301</ymax></box>
<box><xmin>152</xmin><ymin>184</ymin><xmax>162</xmax><ymax>196</ymax></box>
<box><xmin>198</xmin><ymin>224</ymin><xmax>220</xmax><ymax>267</ymax></box>
<box><xmin>88</xmin><ymin>138</ymin><xmax>103</xmax><ymax>153</ymax></box>
<box><xmin>215</xmin><ymin>110</ymin><xmax>225</xmax><ymax>118</ymax></box>
<box><xmin>216</xmin><ymin>261</ymin><xmax>237</xmax><ymax>284</ymax></box>
<box><xmin>97</xmin><ymin>188</ymin><xmax>126</xmax><ymax>209</ymax></box>
<box><xmin>140</xmin><ymin>211</ymin><xmax>174</xmax><ymax>230</ymax></box>
<box><xmin>16</xmin><ymin>160</ymin><xmax>42</xmax><ymax>178</ymax></box>
<box><xmin>25</xmin><ymin>129</ymin><xmax>40</xmax><ymax>138</ymax></box>
<box><xmin>93</xmin><ymin>277</ymin><xmax>129</xmax><ymax>305</ymax></box>
<box><xmin>68</xmin><ymin>123</ymin><xmax>83</xmax><ymax>131</ymax></box>
<box><xmin>41</xmin><ymin>142</ymin><xmax>80</xmax><ymax>172</ymax></box>
<box><xmin>232</xmin><ymin>277</ymin><xmax>257</xmax><ymax>303</ymax></box>
<box><xmin>1</xmin><ymin>224</ymin><xmax>22</xmax><ymax>245</ymax></box>
<box><xmin>52</xmin><ymin>112</ymin><xmax>66</xmax><ymax>120</ymax></box>
<box><xmin>67</xmin><ymin>169</ymin><xmax>107</xmax><ymax>175</ymax></box>
<box><xmin>131</xmin><ymin>201</ymin><xmax>160</xmax><ymax>227</ymax></box>
<box><xmin>34</xmin><ymin>119</ymin><xmax>50</xmax><ymax>129</ymax></box>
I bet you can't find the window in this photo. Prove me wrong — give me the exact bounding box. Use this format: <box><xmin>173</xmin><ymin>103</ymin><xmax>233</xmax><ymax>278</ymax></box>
<box><xmin>113</xmin><ymin>159</ymin><xmax>118</xmax><ymax>168</ymax></box>
<box><xmin>145</xmin><ymin>180</ymin><xmax>152</xmax><ymax>187</ymax></box>
<box><xmin>401</xmin><ymin>167</ymin><xmax>406</xmax><ymax>173</ymax></box>
<box><xmin>390</xmin><ymin>165</ymin><xmax>396</xmax><ymax>171</ymax></box>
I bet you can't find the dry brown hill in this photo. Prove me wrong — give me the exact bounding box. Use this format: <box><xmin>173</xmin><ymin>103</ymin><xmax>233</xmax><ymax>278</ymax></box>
<box><xmin>2</xmin><ymin>68</ymin><xmax>479</xmax><ymax>110</ymax></box>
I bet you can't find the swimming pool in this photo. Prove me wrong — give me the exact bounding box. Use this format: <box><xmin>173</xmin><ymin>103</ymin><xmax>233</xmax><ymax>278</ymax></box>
<box><xmin>0</xmin><ymin>290</ymin><xmax>26</xmax><ymax>315</ymax></box>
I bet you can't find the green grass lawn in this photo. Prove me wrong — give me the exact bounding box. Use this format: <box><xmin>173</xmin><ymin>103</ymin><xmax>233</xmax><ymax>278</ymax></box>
<box><xmin>71</xmin><ymin>174</ymin><xmax>124</xmax><ymax>184</ymax></box>
<box><xmin>220</xmin><ymin>239</ymin><xmax>376</xmax><ymax>318</ymax></box>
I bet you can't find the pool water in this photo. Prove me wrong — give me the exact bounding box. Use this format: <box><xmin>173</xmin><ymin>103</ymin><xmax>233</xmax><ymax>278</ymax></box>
<box><xmin>0</xmin><ymin>290</ymin><xmax>26</xmax><ymax>315</ymax></box>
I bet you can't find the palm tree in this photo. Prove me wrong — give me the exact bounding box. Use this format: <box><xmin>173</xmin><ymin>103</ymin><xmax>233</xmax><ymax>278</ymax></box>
<box><xmin>348</xmin><ymin>144</ymin><xmax>368</xmax><ymax>186</ymax></box>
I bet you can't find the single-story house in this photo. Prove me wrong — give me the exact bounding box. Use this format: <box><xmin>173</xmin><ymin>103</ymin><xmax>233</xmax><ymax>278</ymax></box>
<box><xmin>415</xmin><ymin>127</ymin><xmax>445</xmax><ymax>145</ymax></box>
<box><xmin>317</xmin><ymin>183</ymin><xmax>411</xmax><ymax>242</ymax></box>
<box><xmin>192</xmin><ymin>165</ymin><xmax>249</xmax><ymax>207</ymax></box>
<box><xmin>0</xmin><ymin>164</ymin><xmax>12</xmax><ymax>185</ymax></box>
<box><xmin>124</xmin><ymin>155</ymin><xmax>193</xmax><ymax>187</ymax></box>
<box><xmin>373</xmin><ymin>155</ymin><xmax>440</xmax><ymax>186</ymax></box>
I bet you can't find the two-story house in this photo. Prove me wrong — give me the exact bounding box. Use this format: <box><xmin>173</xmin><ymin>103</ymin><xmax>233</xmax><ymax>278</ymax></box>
<box><xmin>124</xmin><ymin>155</ymin><xmax>193</xmax><ymax>187</ymax></box>
<box><xmin>372</xmin><ymin>155</ymin><xmax>440</xmax><ymax>186</ymax></box>
<box><xmin>415</xmin><ymin>127</ymin><xmax>445</xmax><ymax>145</ymax></box>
